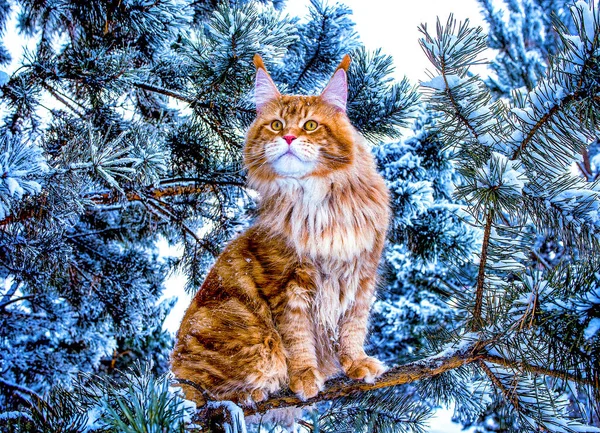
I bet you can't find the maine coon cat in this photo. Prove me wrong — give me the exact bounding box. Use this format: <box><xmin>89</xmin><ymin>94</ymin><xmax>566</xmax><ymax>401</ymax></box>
<box><xmin>171</xmin><ymin>54</ymin><xmax>390</xmax><ymax>405</ymax></box>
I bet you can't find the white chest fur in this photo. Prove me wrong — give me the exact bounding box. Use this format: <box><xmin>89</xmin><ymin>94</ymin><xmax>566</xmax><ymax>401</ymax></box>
<box><xmin>312</xmin><ymin>257</ymin><xmax>362</xmax><ymax>332</ymax></box>
<box><xmin>276</xmin><ymin>176</ymin><xmax>378</xmax><ymax>261</ymax></box>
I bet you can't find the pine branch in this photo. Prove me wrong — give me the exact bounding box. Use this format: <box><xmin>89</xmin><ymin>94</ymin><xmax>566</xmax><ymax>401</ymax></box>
<box><xmin>441</xmin><ymin>69</ymin><xmax>480</xmax><ymax>142</ymax></box>
<box><xmin>86</xmin><ymin>180</ymin><xmax>217</xmax><ymax>204</ymax></box>
<box><xmin>239</xmin><ymin>342</ymin><xmax>483</xmax><ymax>417</ymax></box>
<box><xmin>0</xmin><ymin>295</ymin><xmax>34</xmax><ymax>310</ymax></box>
<box><xmin>132</xmin><ymin>81</ymin><xmax>253</xmax><ymax>113</ymax></box>
<box><xmin>478</xmin><ymin>360</ymin><xmax>520</xmax><ymax>409</ymax></box>
<box><xmin>142</xmin><ymin>196</ymin><xmax>216</xmax><ymax>254</ymax></box>
<box><xmin>187</xmin><ymin>341</ymin><xmax>597</xmax><ymax>423</ymax></box>
<box><xmin>471</xmin><ymin>208</ymin><xmax>494</xmax><ymax>332</ymax></box>
<box><xmin>481</xmin><ymin>354</ymin><xmax>595</xmax><ymax>387</ymax></box>
<box><xmin>132</xmin><ymin>81</ymin><xmax>194</xmax><ymax>105</ymax></box>
<box><xmin>511</xmin><ymin>89</ymin><xmax>589</xmax><ymax>160</ymax></box>
<box><xmin>0</xmin><ymin>377</ymin><xmax>43</xmax><ymax>403</ymax></box>
<box><xmin>0</xmin><ymin>178</ymin><xmax>245</xmax><ymax>226</ymax></box>
<box><xmin>40</xmin><ymin>82</ymin><xmax>86</xmax><ymax>118</ymax></box>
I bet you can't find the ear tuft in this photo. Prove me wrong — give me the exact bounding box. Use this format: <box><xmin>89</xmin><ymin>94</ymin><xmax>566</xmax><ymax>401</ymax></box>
<box><xmin>253</xmin><ymin>54</ymin><xmax>266</xmax><ymax>70</ymax></box>
<box><xmin>320</xmin><ymin>55</ymin><xmax>351</xmax><ymax>112</ymax></box>
<box><xmin>337</xmin><ymin>54</ymin><xmax>351</xmax><ymax>73</ymax></box>
<box><xmin>253</xmin><ymin>54</ymin><xmax>280</xmax><ymax>112</ymax></box>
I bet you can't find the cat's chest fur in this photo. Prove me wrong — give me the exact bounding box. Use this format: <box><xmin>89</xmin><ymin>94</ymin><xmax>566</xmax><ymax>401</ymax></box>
<box><xmin>262</xmin><ymin>176</ymin><xmax>382</xmax><ymax>262</ymax></box>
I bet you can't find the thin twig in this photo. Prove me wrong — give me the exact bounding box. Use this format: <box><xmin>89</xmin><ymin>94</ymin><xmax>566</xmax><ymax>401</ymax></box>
<box><xmin>511</xmin><ymin>90</ymin><xmax>586</xmax><ymax>160</ymax></box>
<box><xmin>472</xmin><ymin>208</ymin><xmax>494</xmax><ymax>331</ymax></box>
<box><xmin>0</xmin><ymin>295</ymin><xmax>34</xmax><ymax>310</ymax></box>
<box><xmin>479</xmin><ymin>360</ymin><xmax>520</xmax><ymax>409</ymax></box>
<box><xmin>40</xmin><ymin>82</ymin><xmax>86</xmax><ymax>118</ymax></box>
<box><xmin>482</xmin><ymin>354</ymin><xmax>595</xmax><ymax>386</ymax></box>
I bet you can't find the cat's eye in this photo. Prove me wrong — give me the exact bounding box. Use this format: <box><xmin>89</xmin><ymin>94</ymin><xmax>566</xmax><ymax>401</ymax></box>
<box><xmin>271</xmin><ymin>120</ymin><xmax>283</xmax><ymax>131</ymax></box>
<box><xmin>303</xmin><ymin>120</ymin><xmax>318</xmax><ymax>131</ymax></box>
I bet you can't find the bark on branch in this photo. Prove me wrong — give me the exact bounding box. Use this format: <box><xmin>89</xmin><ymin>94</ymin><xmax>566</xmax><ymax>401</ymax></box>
<box><xmin>510</xmin><ymin>90</ymin><xmax>589</xmax><ymax>160</ymax></box>
<box><xmin>0</xmin><ymin>178</ymin><xmax>245</xmax><ymax>226</ymax></box>
<box><xmin>241</xmin><ymin>344</ymin><xmax>482</xmax><ymax>417</ymax></box>
<box><xmin>471</xmin><ymin>208</ymin><xmax>494</xmax><ymax>332</ymax></box>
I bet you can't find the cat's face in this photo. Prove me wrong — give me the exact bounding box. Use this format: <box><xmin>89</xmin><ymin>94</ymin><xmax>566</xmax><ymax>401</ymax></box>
<box><xmin>245</xmin><ymin>55</ymin><xmax>354</xmax><ymax>181</ymax></box>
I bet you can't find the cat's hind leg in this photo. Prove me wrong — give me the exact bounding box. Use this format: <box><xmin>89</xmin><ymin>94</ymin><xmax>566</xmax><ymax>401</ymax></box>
<box><xmin>171</xmin><ymin>297</ymin><xmax>288</xmax><ymax>405</ymax></box>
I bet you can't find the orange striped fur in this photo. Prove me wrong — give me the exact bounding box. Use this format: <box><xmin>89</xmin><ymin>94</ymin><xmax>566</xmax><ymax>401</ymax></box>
<box><xmin>171</xmin><ymin>55</ymin><xmax>390</xmax><ymax>405</ymax></box>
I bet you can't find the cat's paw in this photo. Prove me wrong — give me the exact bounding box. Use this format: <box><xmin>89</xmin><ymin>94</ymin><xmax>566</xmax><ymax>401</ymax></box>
<box><xmin>341</xmin><ymin>355</ymin><xmax>387</xmax><ymax>383</ymax></box>
<box><xmin>289</xmin><ymin>367</ymin><xmax>324</xmax><ymax>401</ymax></box>
<box><xmin>251</xmin><ymin>388</ymin><xmax>268</xmax><ymax>403</ymax></box>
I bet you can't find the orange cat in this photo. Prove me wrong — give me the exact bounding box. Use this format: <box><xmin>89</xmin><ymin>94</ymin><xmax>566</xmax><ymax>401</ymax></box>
<box><xmin>171</xmin><ymin>54</ymin><xmax>390</xmax><ymax>405</ymax></box>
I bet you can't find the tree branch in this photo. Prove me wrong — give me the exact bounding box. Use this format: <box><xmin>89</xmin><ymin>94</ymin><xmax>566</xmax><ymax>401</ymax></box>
<box><xmin>40</xmin><ymin>82</ymin><xmax>86</xmax><ymax>118</ymax></box>
<box><xmin>132</xmin><ymin>82</ymin><xmax>254</xmax><ymax>113</ymax></box>
<box><xmin>478</xmin><ymin>360</ymin><xmax>520</xmax><ymax>409</ymax></box>
<box><xmin>481</xmin><ymin>354</ymin><xmax>596</xmax><ymax>386</ymax></box>
<box><xmin>441</xmin><ymin>70</ymin><xmax>480</xmax><ymax>142</ymax></box>
<box><xmin>0</xmin><ymin>295</ymin><xmax>34</xmax><ymax>310</ymax></box>
<box><xmin>471</xmin><ymin>208</ymin><xmax>494</xmax><ymax>331</ymax></box>
<box><xmin>132</xmin><ymin>81</ymin><xmax>195</xmax><ymax>105</ymax></box>
<box><xmin>241</xmin><ymin>343</ymin><xmax>483</xmax><ymax>417</ymax></box>
<box><xmin>186</xmin><ymin>341</ymin><xmax>597</xmax><ymax>425</ymax></box>
<box><xmin>0</xmin><ymin>178</ymin><xmax>246</xmax><ymax>226</ymax></box>
<box><xmin>511</xmin><ymin>90</ymin><xmax>587</xmax><ymax>160</ymax></box>
<box><xmin>0</xmin><ymin>377</ymin><xmax>43</xmax><ymax>403</ymax></box>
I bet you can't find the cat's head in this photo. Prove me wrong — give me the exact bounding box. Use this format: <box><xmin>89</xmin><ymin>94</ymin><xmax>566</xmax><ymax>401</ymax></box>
<box><xmin>245</xmin><ymin>55</ymin><xmax>356</xmax><ymax>183</ymax></box>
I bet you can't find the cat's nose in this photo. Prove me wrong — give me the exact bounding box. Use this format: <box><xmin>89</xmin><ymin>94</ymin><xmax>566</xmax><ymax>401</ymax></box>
<box><xmin>283</xmin><ymin>135</ymin><xmax>297</xmax><ymax>145</ymax></box>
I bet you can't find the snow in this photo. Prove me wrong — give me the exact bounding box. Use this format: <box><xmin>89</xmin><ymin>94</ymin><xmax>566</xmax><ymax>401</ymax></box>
<box><xmin>5</xmin><ymin>177</ymin><xmax>23</xmax><ymax>197</ymax></box>
<box><xmin>573</xmin><ymin>1</ymin><xmax>598</xmax><ymax>43</ymax></box>
<box><xmin>427</xmin><ymin>332</ymin><xmax>479</xmax><ymax>362</ymax></box>
<box><xmin>421</xmin><ymin>74</ymin><xmax>463</xmax><ymax>90</ymax></box>
<box><xmin>475</xmin><ymin>152</ymin><xmax>526</xmax><ymax>196</ymax></box>
<box><xmin>512</xmin><ymin>107</ymin><xmax>535</xmax><ymax>124</ymax></box>
<box><xmin>206</xmin><ymin>401</ymin><xmax>248</xmax><ymax>433</ymax></box>
<box><xmin>169</xmin><ymin>384</ymin><xmax>198</xmax><ymax>425</ymax></box>
<box><xmin>0</xmin><ymin>411</ymin><xmax>32</xmax><ymax>421</ymax></box>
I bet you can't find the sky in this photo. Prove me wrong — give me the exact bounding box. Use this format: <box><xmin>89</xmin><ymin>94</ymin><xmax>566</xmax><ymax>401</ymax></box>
<box><xmin>284</xmin><ymin>0</ymin><xmax>487</xmax><ymax>84</ymax></box>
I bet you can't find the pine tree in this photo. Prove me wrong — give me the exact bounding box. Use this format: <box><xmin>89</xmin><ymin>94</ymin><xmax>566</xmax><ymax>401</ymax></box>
<box><xmin>368</xmin><ymin>109</ymin><xmax>480</xmax><ymax>365</ymax></box>
<box><xmin>415</xmin><ymin>0</ymin><xmax>600</xmax><ymax>429</ymax></box>
<box><xmin>1</xmin><ymin>0</ymin><xmax>600</xmax><ymax>432</ymax></box>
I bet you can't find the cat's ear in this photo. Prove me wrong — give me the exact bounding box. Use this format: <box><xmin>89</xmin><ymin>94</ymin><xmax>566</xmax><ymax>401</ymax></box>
<box><xmin>253</xmin><ymin>54</ymin><xmax>280</xmax><ymax>112</ymax></box>
<box><xmin>320</xmin><ymin>54</ymin><xmax>351</xmax><ymax>112</ymax></box>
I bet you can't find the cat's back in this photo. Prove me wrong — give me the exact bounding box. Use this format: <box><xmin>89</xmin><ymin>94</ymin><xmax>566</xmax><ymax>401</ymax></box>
<box><xmin>171</xmin><ymin>227</ymin><xmax>291</xmax><ymax>403</ymax></box>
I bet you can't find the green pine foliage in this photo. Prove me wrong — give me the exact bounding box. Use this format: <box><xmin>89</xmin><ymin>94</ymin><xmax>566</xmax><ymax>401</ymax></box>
<box><xmin>415</xmin><ymin>0</ymin><xmax>600</xmax><ymax>430</ymax></box>
<box><xmin>369</xmin><ymin>111</ymin><xmax>480</xmax><ymax>365</ymax></box>
<box><xmin>1</xmin><ymin>0</ymin><xmax>600</xmax><ymax>432</ymax></box>
<box><xmin>1</xmin><ymin>363</ymin><xmax>195</xmax><ymax>433</ymax></box>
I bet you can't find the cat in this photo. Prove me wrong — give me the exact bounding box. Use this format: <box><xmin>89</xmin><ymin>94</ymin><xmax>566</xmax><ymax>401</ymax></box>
<box><xmin>170</xmin><ymin>54</ymin><xmax>390</xmax><ymax>406</ymax></box>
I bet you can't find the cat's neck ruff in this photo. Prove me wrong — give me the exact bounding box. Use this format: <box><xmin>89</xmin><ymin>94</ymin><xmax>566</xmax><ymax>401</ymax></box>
<box><xmin>253</xmin><ymin>167</ymin><xmax>385</xmax><ymax>261</ymax></box>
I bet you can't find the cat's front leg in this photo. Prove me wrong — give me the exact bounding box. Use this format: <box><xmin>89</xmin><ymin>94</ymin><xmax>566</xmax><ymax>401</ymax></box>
<box><xmin>338</xmin><ymin>276</ymin><xmax>387</xmax><ymax>383</ymax></box>
<box><xmin>275</xmin><ymin>282</ymin><xmax>324</xmax><ymax>400</ymax></box>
